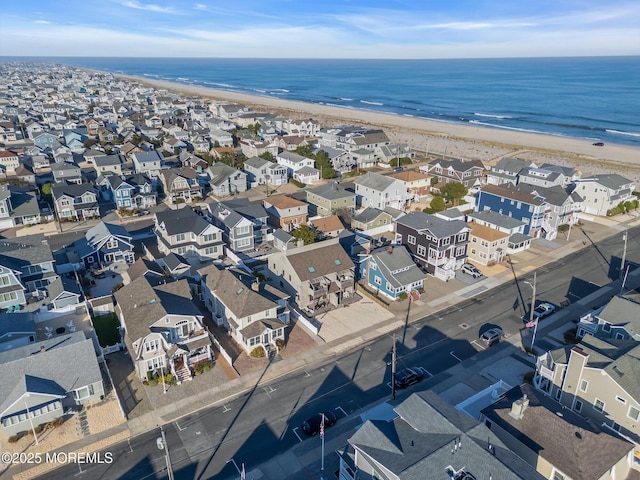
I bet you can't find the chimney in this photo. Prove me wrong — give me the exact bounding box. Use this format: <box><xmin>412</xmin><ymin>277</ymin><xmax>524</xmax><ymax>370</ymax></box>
<box><xmin>251</xmin><ymin>281</ymin><xmax>259</xmax><ymax>292</ymax></box>
<box><xmin>509</xmin><ymin>393</ymin><xmax>529</xmax><ymax>420</ymax></box>
<box><xmin>40</xmin><ymin>345</ymin><xmax>46</xmax><ymax>353</ymax></box>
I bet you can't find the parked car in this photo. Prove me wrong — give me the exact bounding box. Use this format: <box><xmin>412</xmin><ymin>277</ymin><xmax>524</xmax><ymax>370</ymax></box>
<box><xmin>301</xmin><ymin>411</ymin><xmax>337</xmax><ymax>435</ymax></box>
<box><xmin>461</xmin><ymin>263</ymin><xmax>483</xmax><ymax>278</ymax></box>
<box><xmin>393</xmin><ymin>166</ymin><xmax>404</xmax><ymax>172</ymax></box>
<box><xmin>592</xmin><ymin>142</ymin><xmax>604</xmax><ymax>146</ymax></box>
<box><xmin>479</xmin><ymin>327</ymin><xmax>504</xmax><ymax>347</ymax></box>
<box><xmin>395</xmin><ymin>367</ymin><xmax>425</xmax><ymax>389</ymax></box>
<box><xmin>523</xmin><ymin>302</ymin><xmax>555</xmax><ymax>324</ymax></box>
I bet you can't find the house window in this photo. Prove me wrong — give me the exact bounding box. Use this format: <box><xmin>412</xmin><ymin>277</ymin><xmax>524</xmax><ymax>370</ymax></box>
<box><xmin>74</xmin><ymin>384</ymin><xmax>95</xmax><ymax>401</ymax></box>
<box><xmin>579</xmin><ymin>380</ymin><xmax>588</xmax><ymax>392</ymax></box>
<box><xmin>617</xmin><ymin>396</ymin><xmax>627</xmax><ymax>404</ymax></box>
<box><xmin>594</xmin><ymin>398</ymin><xmax>605</xmax><ymax>413</ymax></box>
<box><xmin>176</xmin><ymin>233</ymin><xmax>186</xmax><ymax>242</ymax></box>
<box><xmin>417</xmin><ymin>245</ymin><xmax>426</xmax><ymax>257</ymax></box>
<box><xmin>203</xmin><ymin>233</ymin><xmax>217</xmax><ymax>242</ymax></box>
<box><xmin>107</xmin><ymin>239</ymin><xmax>118</xmax><ymax>249</ymax></box>
<box><xmin>386</xmin><ymin>282</ymin><xmax>393</xmax><ymax>291</ymax></box>
<box><xmin>574</xmin><ymin>399</ymin><xmax>583</xmax><ymax>412</ymax></box>
<box><xmin>374</xmin><ymin>276</ymin><xmax>381</xmax><ymax>286</ymax></box>
<box><xmin>602</xmin><ymin>323</ymin><xmax>611</xmax><ymax>332</ymax></box>
<box><xmin>407</xmin><ymin>235</ymin><xmax>416</xmax><ymax>245</ymax></box>
<box><xmin>629</xmin><ymin>406</ymin><xmax>640</xmax><ymax>421</ymax></box>
<box><xmin>552</xmin><ymin>469</ymin><xmax>567</xmax><ymax>480</ymax></box>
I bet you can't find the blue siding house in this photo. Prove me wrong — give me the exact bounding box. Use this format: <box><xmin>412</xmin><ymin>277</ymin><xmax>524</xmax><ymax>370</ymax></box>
<box><xmin>359</xmin><ymin>245</ymin><xmax>426</xmax><ymax>301</ymax></box>
<box><xmin>476</xmin><ymin>184</ymin><xmax>546</xmax><ymax>237</ymax></box>
<box><xmin>74</xmin><ymin>222</ymin><xmax>135</xmax><ymax>268</ymax></box>
<box><xmin>106</xmin><ymin>174</ymin><xmax>156</xmax><ymax>210</ymax></box>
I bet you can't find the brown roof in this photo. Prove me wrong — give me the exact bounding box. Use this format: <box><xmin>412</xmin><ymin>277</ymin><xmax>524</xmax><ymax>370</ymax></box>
<box><xmin>310</xmin><ymin>215</ymin><xmax>344</xmax><ymax>233</ymax></box>
<box><xmin>286</xmin><ymin>242</ymin><xmax>354</xmax><ymax>282</ymax></box>
<box><xmin>469</xmin><ymin>223</ymin><xmax>509</xmax><ymax>241</ymax></box>
<box><xmin>264</xmin><ymin>195</ymin><xmax>307</xmax><ymax>210</ymax></box>
<box><xmin>481</xmin><ymin>384</ymin><xmax>633</xmax><ymax>480</ymax></box>
<box><xmin>0</xmin><ymin>150</ymin><xmax>17</xmax><ymax>158</ymax></box>
<box><xmin>481</xmin><ymin>184</ymin><xmax>544</xmax><ymax>205</ymax></box>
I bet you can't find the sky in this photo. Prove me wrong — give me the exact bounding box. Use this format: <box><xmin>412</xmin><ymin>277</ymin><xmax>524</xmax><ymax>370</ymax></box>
<box><xmin>1</xmin><ymin>0</ymin><xmax>638</xmax><ymax>59</ymax></box>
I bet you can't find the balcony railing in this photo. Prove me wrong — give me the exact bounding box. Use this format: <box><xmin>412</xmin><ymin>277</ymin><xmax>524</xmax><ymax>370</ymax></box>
<box><xmin>310</xmin><ymin>286</ymin><xmax>328</xmax><ymax>299</ymax></box>
<box><xmin>536</xmin><ymin>353</ymin><xmax>555</xmax><ymax>380</ymax></box>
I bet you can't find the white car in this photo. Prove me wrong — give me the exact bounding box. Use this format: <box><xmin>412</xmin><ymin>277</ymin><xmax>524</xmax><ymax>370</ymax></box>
<box><xmin>524</xmin><ymin>303</ymin><xmax>555</xmax><ymax>324</ymax></box>
<box><xmin>461</xmin><ymin>263</ymin><xmax>483</xmax><ymax>278</ymax></box>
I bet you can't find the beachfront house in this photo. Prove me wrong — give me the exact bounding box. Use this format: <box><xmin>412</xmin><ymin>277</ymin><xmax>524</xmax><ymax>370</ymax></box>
<box><xmin>573</xmin><ymin>174</ymin><xmax>636</xmax><ymax>216</ymax></box>
<box><xmin>486</xmin><ymin>157</ymin><xmax>536</xmax><ymax>186</ymax></box>
<box><xmin>421</xmin><ymin>158</ymin><xmax>484</xmax><ymax>188</ymax></box>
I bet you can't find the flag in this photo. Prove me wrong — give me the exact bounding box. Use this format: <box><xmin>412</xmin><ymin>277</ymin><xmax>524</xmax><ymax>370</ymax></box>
<box><xmin>525</xmin><ymin>318</ymin><xmax>538</xmax><ymax>329</ymax></box>
<box><xmin>241</xmin><ymin>463</ymin><xmax>245</xmax><ymax>480</ymax></box>
<box><xmin>320</xmin><ymin>414</ymin><xmax>325</xmax><ymax>439</ymax></box>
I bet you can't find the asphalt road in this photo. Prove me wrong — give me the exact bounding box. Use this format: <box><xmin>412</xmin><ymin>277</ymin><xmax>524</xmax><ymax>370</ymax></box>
<box><xmin>36</xmin><ymin>225</ymin><xmax>640</xmax><ymax>480</ymax></box>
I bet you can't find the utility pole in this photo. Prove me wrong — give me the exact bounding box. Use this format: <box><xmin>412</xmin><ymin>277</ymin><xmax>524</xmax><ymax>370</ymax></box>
<box><xmin>620</xmin><ymin>230</ymin><xmax>628</xmax><ymax>279</ymax></box>
<box><xmin>391</xmin><ymin>334</ymin><xmax>397</xmax><ymax>400</ymax></box>
<box><xmin>158</xmin><ymin>425</ymin><xmax>174</xmax><ymax>480</ymax></box>
<box><xmin>528</xmin><ymin>272</ymin><xmax>537</xmax><ymax>349</ymax></box>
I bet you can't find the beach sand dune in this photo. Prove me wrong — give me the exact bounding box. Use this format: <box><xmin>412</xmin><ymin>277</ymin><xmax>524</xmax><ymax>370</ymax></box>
<box><xmin>116</xmin><ymin>74</ymin><xmax>640</xmax><ymax>185</ymax></box>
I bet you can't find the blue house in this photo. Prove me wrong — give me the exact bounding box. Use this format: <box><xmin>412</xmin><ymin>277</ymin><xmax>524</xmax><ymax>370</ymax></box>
<box><xmin>358</xmin><ymin>245</ymin><xmax>426</xmax><ymax>301</ymax></box>
<box><xmin>105</xmin><ymin>174</ymin><xmax>156</xmax><ymax>210</ymax></box>
<box><xmin>74</xmin><ymin>221</ymin><xmax>134</xmax><ymax>268</ymax></box>
<box><xmin>476</xmin><ymin>184</ymin><xmax>546</xmax><ymax>238</ymax></box>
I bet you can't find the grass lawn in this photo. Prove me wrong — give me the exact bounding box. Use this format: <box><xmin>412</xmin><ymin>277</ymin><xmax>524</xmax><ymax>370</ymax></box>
<box><xmin>92</xmin><ymin>313</ymin><xmax>121</xmax><ymax>348</ymax></box>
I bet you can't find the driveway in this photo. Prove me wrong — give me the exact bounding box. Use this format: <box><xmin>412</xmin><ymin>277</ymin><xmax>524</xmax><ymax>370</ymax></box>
<box><xmin>316</xmin><ymin>298</ymin><xmax>394</xmax><ymax>343</ymax></box>
<box><xmin>106</xmin><ymin>351</ymin><xmax>153</xmax><ymax>419</ymax></box>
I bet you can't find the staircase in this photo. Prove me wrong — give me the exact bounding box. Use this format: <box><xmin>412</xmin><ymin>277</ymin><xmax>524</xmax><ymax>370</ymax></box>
<box><xmin>175</xmin><ymin>366</ymin><xmax>192</xmax><ymax>384</ymax></box>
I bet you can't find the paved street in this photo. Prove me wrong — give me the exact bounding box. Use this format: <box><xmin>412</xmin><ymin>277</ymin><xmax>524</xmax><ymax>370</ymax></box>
<box><xmin>31</xmin><ymin>221</ymin><xmax>640</xmax><ymax>480</ymax></box>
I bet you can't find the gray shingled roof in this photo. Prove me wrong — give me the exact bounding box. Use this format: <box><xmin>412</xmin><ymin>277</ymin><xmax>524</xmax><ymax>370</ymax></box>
<box><xmin>155</xmin><ymin>207</ymin><xmax>214</xmax><ymax>236</ymax></box>
<box><xmin>583</xmin><ymin>174</ymin><xmax>634</xmax><ymax>190</ymax></box>
<box><xmin>0</xmin><ymin>332</ymin><xmax>102</xmax><ymax>416</ymax></box>
<box><xmin>306</xmin><ymin>182</ymin><xmax>354</xmax><ymax>201</ymax></box>
<box><xmin>352</xmin><ymin>207</ymin><xmax>387</xmax><ymax>224</ymax></box>
<box><xmin>349</xmin><ymin>391</ymin><xmax>544</xmax><ymax>480</ymax></box>
<box><xmin>370</xmin><ymin>246</ymin><xmax>426</xmax><ymax>289</ymax></box>
<box><xmin>597</xmin><ymin>296</ymin><xmax>640</xmax><ymax>334</ymax></box>
<box><xmin>396</xmin><ymin>212</ymin><xmax>469</xmax><ymax>238</ymax></box>
<box><xmin>467</xmin><ymin>210</ymin><xmax>526</xmax><ymax>230</ymax></box>
<box><xmin>353</xmin><ymin>171</ymin><xmax>396</xmax><ymax>191</ymax></box>
<box><xmin>285</xmin><ymin>242</ymin><xmax>354</xmax><ymax>282</ymax></box>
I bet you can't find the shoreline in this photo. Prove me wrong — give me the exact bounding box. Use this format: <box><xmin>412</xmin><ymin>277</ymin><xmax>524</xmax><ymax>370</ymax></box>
<box><xmin>106</xmin><ymin>70</ymin><xmax>640</xmax><ymax>184</ymax></box>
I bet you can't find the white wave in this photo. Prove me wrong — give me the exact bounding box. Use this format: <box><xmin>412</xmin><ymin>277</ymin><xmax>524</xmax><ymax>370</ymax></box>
<box><xmin>273</xmin><ymin>88</ymin><xmax>289</xmax><ymax>93</ymax></box>
<box><xmin>403</xmin><ymin>114</ymin><xmax>415</xmax><ymax>117</ymax></box>
<box><xmin>212</xmin><ymin>82</ymin><xmax>235</xmax><ymax>88</ymax></box>
<box><xmin>253</xmin><ymin>88</ymin><xmax>266</xmax><ymax>93</ymax></box>
<box><xmin>143</xmin><ymin>73</ymin><xmax>159</xmax><ymax>78</ymax></box>
<box><xmin>176</xmin><ymin>77</ymin><xmax>189</xmax><ymax>81</ymax></box>
<box><xmin>469</xmin><ymin>120</ymin><xmax>562</xmax><ymax>137</ymax></box>
<box><xmin>360</xmin><ymin>100</ymin><xmax>384</xmax><ymax>106</ymax></box>
<box><xmin>339</xmin><ymin>97</ymin><xmax>354</xmax><ymax>101</ymax></box>
<box><xmin>474</xmin><ymin>112</ymin><xmax>512</xmax><ymax>119</ymax></box>
<box><xmin>606</xmin><ymin>129</ymin><xmax>640</xmax><ymax>138</ymax></box>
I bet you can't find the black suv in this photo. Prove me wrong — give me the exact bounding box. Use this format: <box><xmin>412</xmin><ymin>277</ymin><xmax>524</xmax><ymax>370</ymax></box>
<box><xmin>301</xmin><ymin>411</ymin><xmax>337</xmax><ymax>435</ymax></box>
<box><xmin>395</xmin><ymin>367</ymin><xmax>425</xmax><ymax>389</ymax></box>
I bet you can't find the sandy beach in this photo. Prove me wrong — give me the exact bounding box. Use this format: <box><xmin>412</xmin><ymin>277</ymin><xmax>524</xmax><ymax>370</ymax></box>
<box><xmin>115</xmin><ymin>73</ymin><xmax>640</xmax><ymax>185</ymax></box>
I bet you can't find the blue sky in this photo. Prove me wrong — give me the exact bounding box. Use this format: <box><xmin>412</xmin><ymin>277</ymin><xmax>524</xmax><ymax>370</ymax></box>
<box><xmin>1</xmin><ymin>0</ymin><xmax>638</xmax><ymax>58</ymax></box>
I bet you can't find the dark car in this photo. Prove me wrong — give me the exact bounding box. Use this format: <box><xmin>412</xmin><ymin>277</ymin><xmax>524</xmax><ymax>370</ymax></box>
<box><xmin>395</xmin><ymin>367</ymin><xmax>425</xmax><ymax>389</ymax></box>
<box><xmin>301</xmin><ymin>411</ymin><xmax>337</xmax><ymax>435</ymax></box>
<box><xmin>479</xmin><ymin>327</ymin><xmax>504</xmax><ymax>347</ymax></box>
<box><xmin>592</xmin><ymin>142</ymin><xmax>604</xmax><ymax>146</ymax></box>
<box><xmin>393</xmin><ymin>166</ymin><xmax>404</xmax><ymax>172</ymax></box>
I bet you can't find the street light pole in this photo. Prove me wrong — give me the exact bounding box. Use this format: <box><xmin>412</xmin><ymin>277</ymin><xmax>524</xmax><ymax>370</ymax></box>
<box><xmin>159</xmin><ymin>425</ymin><xmax>174</xmax><ymax>480</ymax></box>
<box><xmin>524</xmin><ymin>272</ymin><xmax>537</xmax><ymax>349</ymax></box>
<box><xmin>620</xmin><ymin>230</ymin><xmax>628</xmax><ymax>279</ymax></box>
<box><xmin>391</xmin><ymin>334</ymin><xmax>397</xmax><ymax>401</ymax></box>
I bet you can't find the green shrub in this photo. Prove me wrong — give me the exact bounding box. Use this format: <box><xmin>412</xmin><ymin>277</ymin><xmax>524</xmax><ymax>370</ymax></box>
<box><xmin>398</xmin><ymin>292</ymin><xmax>408</xmax><ymax>301</ymax></box>
<box><xmin>289</xmin><ymin>178</ymin><xmax>305</xmax><ymax>188</ymax></box>
<box><xmin>8</xmin><ymin>434</ymin><xmax>21</xmax><ymax>443</ymax></box>
<box><xmin>250</xmin><ymin>346</ymin><xmax>265</xmax><ymax>358</ymax></box>
<box><xmin>147</xmin><ymin>377</ymin><xmax>158</xmax><ymax>386</ymax></box>
<box><xmin>275</xmin><ymin>338</ymin><xmax>285</xmax><ymax>350</ymax></box>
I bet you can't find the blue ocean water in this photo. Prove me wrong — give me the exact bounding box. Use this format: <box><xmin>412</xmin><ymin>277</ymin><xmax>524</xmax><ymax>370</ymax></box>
<box><xmin>11</xmin><ymin>56</ymin><xmax>640</xmax><ymax>147</ymax></box>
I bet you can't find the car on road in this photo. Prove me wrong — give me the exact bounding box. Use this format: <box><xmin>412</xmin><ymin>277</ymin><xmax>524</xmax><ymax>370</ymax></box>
<box><xmin>479</xmin><ymin>327</ymin><xmax>504</xmax><ymax>347</ymax></box>
<box><xmin>301</xmin><ymin>411</ymin><xmax>337</xmax><ymax>436</ymax></box>
<box><xmin>395</xmin><ymin>367</ymin><xmax>425</xmax><ymax>389</ymax></box>
<box><xmin>592</xmin><ymin>142</ymin><xmax>604</xmax><ymax>146</ymax></box>
<box><xmin>524</xmin><ymin>302</ymin><xmax>556</xmax><ymax>324</ymax></box>
<box><xmin>461</xmin><ymin>263</ymin><xmax>483</xmax><ymax>278</ymax></box>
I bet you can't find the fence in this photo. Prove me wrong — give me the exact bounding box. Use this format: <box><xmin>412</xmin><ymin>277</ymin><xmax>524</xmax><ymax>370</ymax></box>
<box><xmin>101</xmin><ymin>341</ymin><xmax>125</xmax><ymax>357</ymax></box>
<box><xmin>290</xmin><ymin>308</ymin><xmax>321</xmax><ymax>336</ymax></box>
<box><xmin>355</xmin><ymin>283</ymin><xmax>390</xmax><ymax>310</ymax></box>
<box><xmin>209</xmin><ymin>332</ymin><xmax>235</xmax><ymax>370</ymax></box>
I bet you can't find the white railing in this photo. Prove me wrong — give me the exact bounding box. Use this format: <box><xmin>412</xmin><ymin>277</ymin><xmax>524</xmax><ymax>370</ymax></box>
<box><xmin>102</xmin><ymin>341</ymin><xmax>125</xmax><ymax>356</ymax></box>
<box><xmin>187</xmin><ymin>351</ymin><xmax>210</xmax><ymax>366</ymax></box>
<box><xmin>209</xmin><ymin>332</ymin><xmax>235</xmax><ymax>370</ymax></box>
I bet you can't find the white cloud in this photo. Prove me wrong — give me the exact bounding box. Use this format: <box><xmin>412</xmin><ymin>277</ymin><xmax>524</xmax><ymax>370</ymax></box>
<box><xmin>194</xmin><ymin>3</ymin><xmax>207</xmax><ymax>10</ymax></box>
<box><xmin>34</xmin><ymin>20</ymin><xmax>51</xmax><ymax>24</ymax></box>
<box><xmin>118</xmin><ymin>1</ymin><xmax>177</xmax><ymax>14</ymax></box>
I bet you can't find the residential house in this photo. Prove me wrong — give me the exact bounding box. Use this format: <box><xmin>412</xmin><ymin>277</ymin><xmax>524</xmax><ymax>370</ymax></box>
<box><xmin>421</xmin><ymin>158</ymin><xmax>484</xmax><ymax>188</ymax></box>
<box><xmin>534</xmin><ymin>335</ymin><xmax>640</xmax><ymax>445</ymax></box>
<box><xmin>0</xmin><ymin>313</ymin><xmax>35</xmax><ymax>353</ymax></box>
<box><xmin>224</xmin><ymin>198</ymin><xmax>270</xmax><ymax>246</ymax></box>
<box><xmin>353</xmin><ymin>172</ymin><xmax>409</xmax><ymax>210</ymax></box>
<box><xmin>272</xmin><ymin>229</ymin><xmax>298</xmax><ymax>252</ymax></box>
<box><xmin>481</xmin><ymin>383</ymin><xmax>634</xmax><ymax>480</ymax></box>
<box><xmin>208</xmin><ymin>201</ymin><xmax>255</xmax><ymax>252</ymax></box>
<box><xmin>0</xmin><ymin>150</ymin><xmax>20</xmax><ymax>174</ymax></box>
<box><xmin>0</xmin><ymin>122</ymin><xmax>18</xmax><ymax>142</ymax></box>
<box><xmin>351</xmin><ymin>148</ymin><xmax>377</xmax><ymax>169</ymax></box>
<box><xmin>32</xmin><ymin>132</ymin><xmax>59</xmax><ymax>152</ymax></box>
<box><xmin>468</xmin><ymin>222</ymin><xmax>510</xmax><ymax>266</ymax></box>
<box><xmin>574</xmin><ymin>174</ymin><xmax>636</xmax><ymax>216</ymax></box>
<box><xmin>476</xmin><ymin>184</ymin><xmax>546</xmax><ymax>237</ymax></box>
<box><xmin>179</xmin><ymin>152</ymin><xmax>208</xmax><ymax>174</ymax></box>
<box><xmin>466</xmin><ymin>209</ymin><xmax>532</xmax><ymax>254</ymax></box>
<box><xmin>154</xmin><ymin>208</ymin><xmax>224</xmax><ymax>260</ymax></box>
<box><xmin>132</xmin><ymin>150</ymin><xmax>164</xmax><ymax>178</ymax></box>
<box><xmin>156</xmin><ymin>253</ymin><xmax>192</xmax><ymax>279</ymax></box>
<box><xmin>486</xmin><ymin>157</ymin><xmax>535</xmax><ymax>186</ymax></box>
<box><xmin>0</xmin><ymin>185</ymin><xmax>43</xmax><ymax>228</ymax></box>
<box><xmin>51</xmin><ymin>162</ymin><xmax>82</xmax><ymax>184</ymax></box>
<box><xmin>160</xmin><ymin>167</ymin><xmax>201</xmax><ymax>204</ymax></box>
<box><xmin>239</xmin><ymin>139</ymin><xmax>277</xmax><ymax>158</ymax></box>
<box><xmin>386</xmin><ymin>169</ymin><xmax>432</xmax><ymax>200</ymax></box>
<box><xmin>359</xmin><ymin>245</ymin><xmax>427</xmax><ymax>301</ymax></box>
<box><xmin>339</xmin><ymin>390</ymin><xmax>545</xmax><ymax>480</ymax></box>
<box><xmin>106</xmin><ymin>174</ymin><xmax>156</xmax><ymax>210</ymax></box>
<box><xmin>293</xmin><ymin>166</ymin><xmax>321</xmax><ymax>185</ymax></box>
<box><xmin>207</xmin><ymin>163</ymin><xmax>247</xmax><ymax>197</ymax></box>
<box><xmin>268</xmin><ymin>240</ymin><xmax>355</xmax><ymax>312</ymax></box>
<box><xmin>308</xmin><ymin>215</ymin><xmax>344</xmax><ymax>239</ymax></box>
<box><xmin>243</xmin><ymin>156</ymin><xmax>288</xmax><ymax>187</ymax></box>
<box><xmin>337</xmin><ymin>128</ymin><xmax>390</xmax><ymax>153</ymax></box>
<box><xmin>351</xmin><ymin>207</ymin><xmax>404</xmax><ymax>232</ymax></box>
<box><xmin>517</xmin><ymin>166</ymin><xmax>567</xmax><ymax>188</ymax></box>
<box><xmin>376</xmin><ymin>143</ymin><xmax>415</xmax><ymax>163</ymax></box>
<box><xmin>94</xmin><ymin>154</ymin><xmax>125</xmax><ymax>176</ymax></box>
<box><xmin>577</xmin><ymin>294</ymin><xmax>640</xmax><ymax>341</ymax></box>
<box><xmin>263</xmin><ymin>195</ymin><xmax>308</xmax><ymax>233</ymax></box>
<box><xmin>275</xmin><ymin>151</ymin><xmax>315</xmax><ymax>177</ymax></box>
<box><xmin>541</xmin><ymin>163</ymin><xmax>582</xmax><ymax>185</ymax></box>
<box><xmin>82</xmin><ymin>148</ymin><xmax>108</xmax><ymax>164</ymax></box>
<box><xmin>273</xmin><ymin>135</ymin><xmax>309</xmax><ymax>152</ymax></box>
<box><xmin>14</xmin><ymin>165</ymin><xmax>36</xmax><ymax>187</ymax></box>
<box><xmin>74</xmin><ymin>221</ymin><xmax>135</xmax><ymax>268</ymax></box>
<box><xmin>0</xmin><ymin>332</ymin><xmax>104</xmax><ymax>438</ymax></box>
<box><xmin>209</xmin><ymin>127</ymin><xmax>233</xmax><ymax>147</ymax></box>
<box><xmin>51</xmin><ymin>183</ymin><xmax>99</xmax><ymax>221</ymax></box>
<box><xmin>162</xmin><ymin>136</ymin><xmax>188</xmax><ymax>153</ymax></box>
<box><xmin>395</xmin><ymin>212</ymin><xmax>470</xmax><ymax>281</ymax></box>
<box><xmin>114</xmin><ymin>276</ymin><xmax>212</xmax><ymax>384</ymax></box>
<box><xmin>312</xmin><ymin>145</ymin><xmax>351</xmax><ymax>173</ymax></box>
<box><xmin>199</xmin><ymin>265</ymin><xmax>290</xmax><ymax>355</ymax></box>
<box><xmin>306</xmin><ymin>182</ymin><xmax>356</xmax><ymax>216</ymax></box>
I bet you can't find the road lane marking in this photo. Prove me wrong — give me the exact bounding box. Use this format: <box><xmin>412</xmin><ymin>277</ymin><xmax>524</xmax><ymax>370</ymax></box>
<box><xmin>292</xmin><ymin>427</ymin><xmax>304</xmax><ymax>442</ymax></box>
<box><xmin>450</xmin><ymin>351</ymin><xmax>462</xmax><ymax>362</ymax></box>
<box><xmin>222</xmin><ymin>405</ymin><xmax>231</xmax><ymax>413</ymax></box>
<box><xmin>175</xmin><ymin>421</ymin><xmax>186</xmax><ymax>431</ymax></box>
<box><xmin>471</xmin><ymin>340</ymin><xmax>486</xmax><ymax>351</ymax></box>
<box><xmin>335</xmin><ymin>406</ymin><xmax>348</xmax><ymax>417</ymax></box>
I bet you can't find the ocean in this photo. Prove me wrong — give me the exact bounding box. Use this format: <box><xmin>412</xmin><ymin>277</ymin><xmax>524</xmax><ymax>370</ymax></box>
<box><xmin>10</xmin><ymin>56</ymin><xmax>640</xmax><ymax>147</ymax></box>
